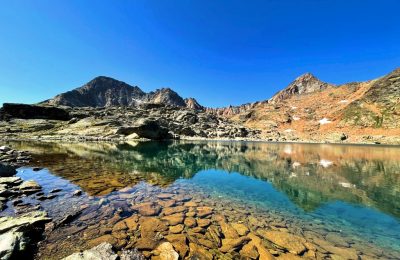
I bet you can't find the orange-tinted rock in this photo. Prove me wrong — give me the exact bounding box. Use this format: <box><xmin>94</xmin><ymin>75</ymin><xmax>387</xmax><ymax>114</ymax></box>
<box><xmin>184</xmin><ymin>217</ymin><xmax>197</xmax><ymax>228</ymax></box>
<box><xmin>162</xmin><ymin>213</ymin><xmax>185</xmax><ymax>226</ymax></box>
<box><xmin>132</xmin><ymin>202</ymin><xmax>161</xmax><ymax>216</ymax></box>
<box><xmin>259</xmin><ymin>230</ymin><xmax>306</xmax><ymax>255</ymax></box>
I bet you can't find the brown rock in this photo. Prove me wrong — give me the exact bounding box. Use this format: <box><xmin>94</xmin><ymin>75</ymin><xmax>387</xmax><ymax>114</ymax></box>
<box><xmin>162</xmin><ymin>213</ymin><xmax>185</xmax><ymax>226</ymax></box>
<box><xmin>191</xmin><ymin>227</ymin><xmax>205</xmax><ymax>234</ymax></box>
<box><xmin>132</xmin><ymin>202</ymin><xmax>161</xmax><ymax>216</ymax></box>
<box><xmin>153</xmin><ymin>241</ymin><xmax>179</xmax><ymax>260</ymax></box>
<box><xmin>220</xmin><ymin>236</ymin><xmax>250</xmax><ymax>253</ymax></box>
<box><xmin>184</xmin><ymin>217</ymin><xmax>197</xmax><ymax>228</ymax></box>
<box><xmin>125</xmin><ymin>215</ymin><xmax>139</xmax><ymax>231</ymax></box>
<box><xmin>276</xmin><ymin>253</ymin><xmax>303</xmax><ymax>259</ymax></box>
<box><xmin>184</xmin><ymin>201</ymin><xmax>197</xmax><ymax>207</ymax></box>
<box><xmin>165</xmin><ymin>234</ymin><xmax>188</xmax><ymax>258</ymax></box>
<box><xmin>259</xmin><ymin>230</ymin><xmax>306</xmax><ymax>255</ymax></box>
<box><xmin>232</xmin><ymin>223</ymin><xmax>249</xmax><ymax>236</ymax></box>
<box><xmin>169</xmin><ymin>224</ymin><xmax>184</xmax><ymax>234</ymax></box>
<box><xmin>112</xmin><ymin>230</ymin><xmax>128</xmax><ymax>240</ymax></box>
<box><xmin>197</xmin><ymin>206</ymin><xmax>213</xmax><ymax>218</ymax></box>
<box><xmin>247</xmin><ymin>233</ymin><xmax>275</xmax><ymax>260</ymax></box>
<box><xmin>158</xmin><ymin>200</ymin><xmax>176</xmax><ymax>208</ymax></box>
<box><xmin>135</xmin><ymin>237</ymin><xmax>159</xmax><ymax>250</ymax></box>
<box><xmin>186</xmin><ymin>211</ymin><xmax>196</xmax><ymax>217</ymax></box>
<box><xmin>163</xmin><ymin>205</ymin><xmax>187</xmax><ymax>216</ymax></box>
<box><xmin>197</xmin><ymin>239</ymin><xmax>215</xmax><ymax>249</ymax></box>
<box><xmin>240</xmin><ymin>242</ymin><xmax>260</xmax><ymax>259</ymax></box>
<box><xmin>220</xmin><ymin>221</ymin><xmax>239</xmax><ymax>239</ymax></box>
<box><xmin>205</xmin><ymin>225</ymin><xmax>222</xmax><ymax>247</ymax></box>
<box><xmin>141</xmin><ymin>217</ymin><xmax>168</xmax><ymax>233</ymax></box>
<box><xmin>189</xmin><ymin>243</ymin><xmax>213</xmax><ymax>259</ymax></box>
<box><xmin>197</xmin><ymin>219</ymin><xmax>211</xmax><ymax>228</ymax></box>
<box><xmin>88</xmin><ymin>234</ymin><xmax>117</xmax><ymax>248</ymax></box>
<box><xmin>113</xmin><ymin>220</ymin><xmax>128</xmax><ymax>232</ymax></box>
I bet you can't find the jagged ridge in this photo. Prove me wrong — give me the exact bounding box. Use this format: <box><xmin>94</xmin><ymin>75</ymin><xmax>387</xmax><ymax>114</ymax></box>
<box><xmin>42</xmin><ymin>76</ymin><xmax>201</xmax><ymax>109</ymax></box>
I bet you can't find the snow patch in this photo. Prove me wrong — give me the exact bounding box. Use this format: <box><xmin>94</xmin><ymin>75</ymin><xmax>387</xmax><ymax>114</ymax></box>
<box><xmin>292</xmin><ymin>162</ymin><xmax>301</xmax><ymax>168</ymax></box>
<box><xmin>319</xmin><ymin>159</ymin><xmax>333</xmax><ymax>168</ymax></box>
<box><xmin>339</xmin><ymin>100</ymin><xmax>348</xmax><ymax>104</ymax></box>
<box><xmin>293</xmin><ymin>116</ymin><xmax>300</xmax><ymax>121</ymax></box>
<box><xmin>339</xmin><ymin>182</ymin><xmax>355</xmax><ymax>188</ymax></box>
<box><xmin>319</xmin><ymin>118</ymin><xmax>331</xmax><ymax>125</ymax></box>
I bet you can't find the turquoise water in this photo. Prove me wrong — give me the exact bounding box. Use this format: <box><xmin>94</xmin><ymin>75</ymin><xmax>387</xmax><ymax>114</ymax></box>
<box><xmin>4</xmin><ymin>140</ymin><xmax>400</xmax><ymax>256</ymax></box>
<box><xmin>184</xmin><ymin>169</ymin><xmax>400</xmax><ymax>251</ymax></box>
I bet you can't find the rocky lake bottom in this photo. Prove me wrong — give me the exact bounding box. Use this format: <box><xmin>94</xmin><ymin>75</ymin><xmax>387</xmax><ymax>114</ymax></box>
<box><xmin>1</xmin><ymin>140</ymin><xmax>399</xmax><ymax>259</ymax></box>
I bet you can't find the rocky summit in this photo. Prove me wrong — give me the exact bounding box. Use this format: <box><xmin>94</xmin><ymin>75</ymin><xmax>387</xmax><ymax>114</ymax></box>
<box><xmin>42</xmin><ymin>76</ymin><xmax>199</xmax><ymax>109</ymax></box>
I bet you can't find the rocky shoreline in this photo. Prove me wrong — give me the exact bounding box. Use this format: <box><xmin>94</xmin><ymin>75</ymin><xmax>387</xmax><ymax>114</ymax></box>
<box><xmin>1</xmin><ymin>103</ymin><xmax>399</xmax><ymax>145</ymax></box>
<box><xmin>0</xmin><ymin>146</ymin><xmax>50</xmax><ymax>259</ymax></box>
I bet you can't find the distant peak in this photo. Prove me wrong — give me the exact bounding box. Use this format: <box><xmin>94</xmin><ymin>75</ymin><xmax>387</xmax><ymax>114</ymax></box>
<box><xmin>295</xmin><ymin>72</ymin><xmax>318</xmax><ymax>81</ymax></box>
<box><xmin>270</xmin><ymin>72</ymin><xmax>332</xmax><ymax>103</ymax></box>
<box><xmin>90</xmin><ymin>76</ymin><xmax>117</xmax><ymax>81</ymax></box>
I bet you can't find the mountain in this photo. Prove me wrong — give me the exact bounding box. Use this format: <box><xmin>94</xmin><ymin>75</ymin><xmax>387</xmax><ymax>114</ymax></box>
<box><xmin>146</xmin><ymin>88</ymin><xmax>186</xmax><ymax>107</ymax></box>
<box><xmin>42</xmin><ymin>76</ymin><xmax>200</xmax><ymax>109</ymax></box>
<box><xmin>184</xmin><ymin>98</ymin><xmax>203</xmax><ymax>110</ymax></box>
<box><xmin>215</xmin><ymin>68</ymin><xmax>400</xmax><ymax>144</ymax></box>
<box><xmin>270</xmin><ymin>73</ymin><xmax>334</xmax><ymax>103</ymax></box>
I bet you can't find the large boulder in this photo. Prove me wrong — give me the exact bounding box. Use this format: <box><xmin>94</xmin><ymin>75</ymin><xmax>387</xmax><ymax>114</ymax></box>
<box><xmin>115</xmin><ymin>119</ymin><xmax>172</xmax><ymax>140</ymax></box>
<box><xmin>0</xmin><ymin>164</ymin><xmax>16</xmax><ymax>177</ymax></box>
<box><xmin>0</xmin><ymin>211</ymin><xmax>51</xmax><ymax>259</ymax></box>
<box><xmin>0</xmin><ymin>103</ymin><xmax>71</xmax><ymax>121</ymax></box>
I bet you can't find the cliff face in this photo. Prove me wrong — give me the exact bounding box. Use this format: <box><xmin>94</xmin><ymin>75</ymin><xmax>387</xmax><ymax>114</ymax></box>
<box><xmin>42</xmin><ymin>76</ymin><xmax>199</xmax><ymax>109</ymax></box>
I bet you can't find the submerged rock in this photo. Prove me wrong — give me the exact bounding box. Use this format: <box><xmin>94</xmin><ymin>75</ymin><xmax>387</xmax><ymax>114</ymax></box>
<box><xmin>62</xmin><ymin>242</ymin><xmax>145</xmax><ymax>260</ymax></box>
<box><xmin>0</xmin><ymin>163</ymin><xmax>16</xmax><ymax>177</ymax></box>
<box><xmin>153</xmin><ymin>242</ymin><xmax>179</xmax><ymax>260</ymax></box>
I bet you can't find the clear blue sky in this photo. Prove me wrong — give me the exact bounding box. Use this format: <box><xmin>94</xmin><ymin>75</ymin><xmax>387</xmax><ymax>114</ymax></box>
<box><xmin>1</xmin><ymin>0</ymin><xmax>399</xmax><ymax>107</ymax></box>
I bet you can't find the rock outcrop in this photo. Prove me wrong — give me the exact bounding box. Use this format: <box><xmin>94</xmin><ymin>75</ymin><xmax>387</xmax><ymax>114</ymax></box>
<box><xmin>0</xmin><ymin>103</ymin><xmax>71</xmax><ymax>121</ymax></box>
<box><xmin>184</xmin><ymin>98</ymin><xmax>203</xmax><ymax>110</ymax></box>
<box><xmin>0</xmin><ymin>211</ymin><xmax>51</xmax><ymax>259</ymax></box>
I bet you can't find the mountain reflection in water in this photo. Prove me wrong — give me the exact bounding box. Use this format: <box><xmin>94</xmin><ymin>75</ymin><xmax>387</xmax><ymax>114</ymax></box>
<box><xmin>7</xmin><ymin>140</ymin><xmax>400</xmax><ymax>220</ymax></box>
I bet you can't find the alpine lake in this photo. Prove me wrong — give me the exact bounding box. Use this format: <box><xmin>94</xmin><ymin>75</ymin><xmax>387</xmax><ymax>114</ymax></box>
<box><xmin>1</xmin><ymin>140</ymin><xmax>400</xmax><ymax>259</ymax></box>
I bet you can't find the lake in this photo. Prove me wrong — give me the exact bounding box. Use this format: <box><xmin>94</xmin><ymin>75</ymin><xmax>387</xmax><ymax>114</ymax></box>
<box><xmin>2</xmin><ymin>140</ymin><xmax>400</xmax><ymax>259</ymax></box>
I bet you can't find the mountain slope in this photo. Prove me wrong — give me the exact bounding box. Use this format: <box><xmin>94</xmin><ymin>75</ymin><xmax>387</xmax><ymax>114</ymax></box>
<box><xmin>341</xmin><ymin>68</ymin><xmax>400</xmax><ymax>128</ymax></box>
<box><xmin>217</xmin><ymin>68</ymin><xmax>400</xmax><ymax>144</ymax></box>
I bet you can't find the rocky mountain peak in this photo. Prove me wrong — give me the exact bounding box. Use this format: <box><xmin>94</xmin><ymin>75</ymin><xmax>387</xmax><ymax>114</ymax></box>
<box><xmin>270</xmin><ymin>72</ymin><xmax>333</xmax><ymax>103</ymax></box>
<box><xmin>148</xmin><ymin>88</ymin><xmax>186</xmax><ymax>107</ymax></box>
<box><xmin>42</xmin><ymin>78</ymin><xmax>200</xmax><ymax>109</ymax></box>
<box><xmin>184</xmin><ymin>98</ymin><xmax>204</xmax><ymax>110</ymax></box>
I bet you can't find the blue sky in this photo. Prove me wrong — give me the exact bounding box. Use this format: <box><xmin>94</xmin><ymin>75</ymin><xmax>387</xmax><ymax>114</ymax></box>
<box><xmin>0</xmin><ymin>0</ymin><xmax>399</xmax><ymax>107</ymax></box>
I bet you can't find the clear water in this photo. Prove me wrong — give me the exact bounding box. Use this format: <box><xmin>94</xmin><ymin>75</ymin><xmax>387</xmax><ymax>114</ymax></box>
<box><xmin>3</xmin><ymin>140</ymin><xmax>400</xmax><ymax>258</ymax></box>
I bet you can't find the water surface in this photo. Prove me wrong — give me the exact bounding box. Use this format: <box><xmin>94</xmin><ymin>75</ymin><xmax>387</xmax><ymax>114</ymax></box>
<box><xmin>3</xmin><ymin>141</ymin><xmax>400</xmax><ymax>259</ymax></box>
